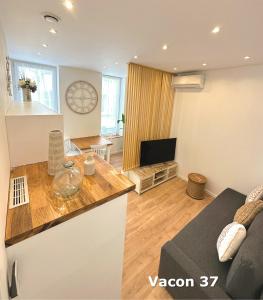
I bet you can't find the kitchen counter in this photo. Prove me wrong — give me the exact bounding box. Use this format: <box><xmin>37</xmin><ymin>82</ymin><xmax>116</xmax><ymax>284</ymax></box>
<box><xmin>5</xmin><ymin>154</ymin><xmax>135</xmax><ymax>246</ymax></box>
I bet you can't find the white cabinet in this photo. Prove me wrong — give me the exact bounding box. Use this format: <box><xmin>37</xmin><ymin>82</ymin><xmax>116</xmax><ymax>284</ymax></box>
<box><xmin>128</xmin><ymin>162</ymin><xmax>177</xmax><ymax>194</ymax></box>
<box><xmin>7</xmin><ymin>194</ymin><xmax>127</xmax><ymax>299</ymax></box>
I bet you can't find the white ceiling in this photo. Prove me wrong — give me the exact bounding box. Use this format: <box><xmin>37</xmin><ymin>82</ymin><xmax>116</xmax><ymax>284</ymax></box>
<box><xmin>0</xmin><ymin>0</ymin><xmax>263</xmax><ymax>77</ymax></box>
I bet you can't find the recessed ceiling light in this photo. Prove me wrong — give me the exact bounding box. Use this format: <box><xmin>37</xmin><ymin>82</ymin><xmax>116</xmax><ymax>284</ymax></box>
<box><xmin>43</xmin><ymin>13</ymin><xmax>60</xmax><ymax>23</ymax></box>
<box><xmin>162</xmin><ymin>44</ymin><xmax>168</xmax><ymax>50</ymax></box>
<box><xmin>244</xmin><ymin>56</ymin><xmax>251</xmax><ymax>60</ymax></box>
<box><xmin>37</xmin><ymin>52</ymin><xmax>41</xmax><ymax>56</ymax></box>
<box><xmin>49</xmin><ymin>28</ymin><xmax>57</xmax><ymax>34</ymax></box>
<box><xmin>115</xmin><ymin>62</ymin><xmax>119</xmax><ymax>65</ymax></box>
<box><xmin>211</xmin><ymin>26</ymin><xmax>220</xmax><ymax>34</ymax></box>
<box><xmin>173</xmin><ymin>67</ymin><xmax>177</xmax><ymax>71</ymax></box>
<box><xmin>134</xmin><ymin>55</ymin><xmax>138</xmax><ymax>59</ymax></box>
<box><xmin>64</xmin><ymin>0</ymin><xmax>73</xmax><ymax>10</ymax></box>
<box><xmin>42</xmin><ymin>43</ymin><xmax>48</xmax><ymax>48</ymax></box>
<box><xmin>202</xmin><ymin>63</ymin><xmax>207</xmax><ymax>66</ymax></box>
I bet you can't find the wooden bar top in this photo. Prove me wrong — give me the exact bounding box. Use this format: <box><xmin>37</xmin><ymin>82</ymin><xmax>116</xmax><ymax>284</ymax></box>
<box><xmin>71</xmin><ymin>135</ymin><xmax>112</xmax><ymax>150</ymax></box>
<box><xmin>5</xmin><ymin>155</ymin><xmax>135</xmax><ymax>247</ymax></box>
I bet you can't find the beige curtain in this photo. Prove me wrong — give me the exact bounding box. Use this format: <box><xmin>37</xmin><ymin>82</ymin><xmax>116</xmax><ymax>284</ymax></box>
<box><xmin>123</xmin><ymin>63</ymin><xmax>175</xmax><ymax>171</ymax></box>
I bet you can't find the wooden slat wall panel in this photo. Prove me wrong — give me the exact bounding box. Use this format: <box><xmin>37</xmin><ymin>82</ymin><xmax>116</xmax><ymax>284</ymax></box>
<box><xmin>123</xmin><ymin>64</ymin><xmax>142</xmax><ymax>171</ymax></box>
<box><xmin>158</xmin><ymin>72</ymin><xmax>175</xmax><ymax>138</ymax></box>
<box><xmin>123</xmin><ymin>64</ymin><xmax>175</xmax><ymax>171</ymax></box>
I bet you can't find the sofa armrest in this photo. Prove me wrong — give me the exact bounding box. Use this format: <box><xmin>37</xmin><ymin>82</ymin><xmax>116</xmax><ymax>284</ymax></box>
<box><xmin>159</xmin><ymin>241</ymin><xmax>231</xmax><ymax>299</ymax></box>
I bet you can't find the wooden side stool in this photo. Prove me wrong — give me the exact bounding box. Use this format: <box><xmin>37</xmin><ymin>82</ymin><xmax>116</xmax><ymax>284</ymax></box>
<box><xmin>186</xmin><ymin>173</ymin><xmax>207</xmax><ymax>200</ymax></box>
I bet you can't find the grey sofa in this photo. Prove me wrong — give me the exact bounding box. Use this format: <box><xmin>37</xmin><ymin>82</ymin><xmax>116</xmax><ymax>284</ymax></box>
<box><xmin>158</xmin><ymin>188</ymin><xmax>247</xmax><ymax>299</ymax></box>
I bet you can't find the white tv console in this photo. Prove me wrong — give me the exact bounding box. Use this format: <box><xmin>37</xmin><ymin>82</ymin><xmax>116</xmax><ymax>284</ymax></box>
<box><xmin>128</xmin><ymin>161</ymin><xmax>177</xmax><ymax>194</ymax></box>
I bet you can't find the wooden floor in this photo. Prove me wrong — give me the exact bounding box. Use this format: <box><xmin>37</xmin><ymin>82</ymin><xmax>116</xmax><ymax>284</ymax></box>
<box><xmin>110</xmin><ymin>152</ymin><xmax>123</xmax><ymax>172</ymax></box>
<box><xmin>110</xmin><ymin>153</ymin><xmax>213</xmax><ymax>300</ymax></box>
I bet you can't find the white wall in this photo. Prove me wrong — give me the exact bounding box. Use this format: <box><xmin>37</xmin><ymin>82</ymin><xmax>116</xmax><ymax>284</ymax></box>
<box><xmin>171</xmin><ymin>64</ymin><xmax>263</xmax><ymax>196</ymax></box>
<box><xmin>0</xmin><ymin>24</ymin><xmax>11</xmax><ymax>299</ymax></box>
<box><xmin>6</xmin><ymin>114</ymin><xmax>63</xmax><ymax>167</ymax></box>
<box><xmin>59</xmin><ymin>66</ymin><xmax>102</xmax><ymax>139</ymax></box>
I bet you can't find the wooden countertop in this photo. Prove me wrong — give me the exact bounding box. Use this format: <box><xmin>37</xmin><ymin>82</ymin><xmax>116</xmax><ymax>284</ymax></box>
<box><xmin>5</xmin><ymin>155</ymin><xmax>135</xmax><ymax>247</ymax></box>
<box><xmin>71</xmin><ymin>135</ymin><xmax>112</xmax><ymax>150</ymax></box>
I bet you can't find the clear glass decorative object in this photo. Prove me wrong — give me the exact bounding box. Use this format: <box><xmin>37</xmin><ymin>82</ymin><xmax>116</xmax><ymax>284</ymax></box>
<box><xmin>52</xmin><ymin>161</ymin><xmax>83</xmax><ymax>198</ymax></box>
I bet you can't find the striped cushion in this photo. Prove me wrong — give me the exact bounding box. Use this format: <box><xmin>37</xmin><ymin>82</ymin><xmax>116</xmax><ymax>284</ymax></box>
<box><xmin>234</xmin><ymin>200</ymin><xmax>263</xmax><ymax>227</ymax></box>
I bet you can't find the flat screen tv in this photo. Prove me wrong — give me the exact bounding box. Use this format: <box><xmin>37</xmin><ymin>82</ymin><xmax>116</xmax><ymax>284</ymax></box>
<box><xmin>140</xmin><ymin>138</ymin><xmax>176</xmax><ymax>167</ymax></box>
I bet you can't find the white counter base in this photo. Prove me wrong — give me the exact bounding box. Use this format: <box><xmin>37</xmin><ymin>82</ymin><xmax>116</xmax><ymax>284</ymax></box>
<box><xmin>7</xmin><ymin>194</ymin><xmax>127</xmax><ymax>299</ymax></box>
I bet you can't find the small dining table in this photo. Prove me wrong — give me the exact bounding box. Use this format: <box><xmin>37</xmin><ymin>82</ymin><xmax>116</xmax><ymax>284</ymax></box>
<box><xmin>71</xmin><ymin>135</ymin><xmax>113</xmax><ymax>162</ymax></box>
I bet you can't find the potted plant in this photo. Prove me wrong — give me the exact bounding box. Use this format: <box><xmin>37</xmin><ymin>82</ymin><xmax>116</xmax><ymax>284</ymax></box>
<box><xmin>18</xmin><ymin>77</ymin><xmax>37</xmax><ymax>102</ymax></box>
<box><xmin>117</xmin><ymin>113</ymin><xmax>125</xmax><ymax>135</ymax></box>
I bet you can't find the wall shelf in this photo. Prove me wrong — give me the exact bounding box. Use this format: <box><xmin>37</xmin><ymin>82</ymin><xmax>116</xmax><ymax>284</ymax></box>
<box><xmin>6</xmin><ymin>101</ymin><xmax>62</xmax><ymax>116</ymax></box>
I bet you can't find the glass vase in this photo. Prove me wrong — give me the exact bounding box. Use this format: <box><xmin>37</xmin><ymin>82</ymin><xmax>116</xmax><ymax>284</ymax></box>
<box><xmin>52</xmin><ymin>161</ymin><xmax>83</xmax><ymax>198</ymax></box>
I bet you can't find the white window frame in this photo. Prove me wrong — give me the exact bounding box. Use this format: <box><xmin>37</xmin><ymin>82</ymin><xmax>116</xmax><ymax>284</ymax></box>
<box><xmin>101</xmin><ymin>75</ymin><xmax>124</xmax><ymax>136</ymax></box>
<box><xmin>11</xmin><ymin>59</ymin><xmax>59</xmax><ymax>112</ymax></box>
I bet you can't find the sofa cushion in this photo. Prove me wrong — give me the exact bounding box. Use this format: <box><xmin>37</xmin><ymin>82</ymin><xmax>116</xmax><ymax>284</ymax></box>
<box><xmin>170</xmin><ymin>188</ymin><xmax>246</xmax><ymax>288</ymax></box>
<box><xmin>234</xmin><ymin>200</ymin><xmax>263</xmax><ymax>226</ymax></box>
<box><xmin>226</xmin><ymin>211</ymin><xmax>263</xmax><ymax>299</ymax></box>
<box><xmin>246</xmin><ymin>185</ymin><xmax>263</xmax><ymax>203</ymax></box>
<box><xmin>217</xmin><ymin>222</ymin><xmax>246</xmax><ymax>262</ymax></box>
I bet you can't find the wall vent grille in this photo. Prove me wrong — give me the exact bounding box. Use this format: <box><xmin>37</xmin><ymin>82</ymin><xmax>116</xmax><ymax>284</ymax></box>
<box><xmin>9</xmin><ymin>176</ymin><xmax>29</xmax><ymax>209</ymax></box>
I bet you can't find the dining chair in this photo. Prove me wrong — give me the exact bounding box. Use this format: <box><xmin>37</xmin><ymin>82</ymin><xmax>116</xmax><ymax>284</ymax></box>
<box><xmin>90</xmin><ymin>144</ymin><xmax>108</xmax><ymax>161</ymax></box>
<box><xmin>64</xmin><ymin>139</ymin><xmax>82</xmax><ymax>157</ymax></box>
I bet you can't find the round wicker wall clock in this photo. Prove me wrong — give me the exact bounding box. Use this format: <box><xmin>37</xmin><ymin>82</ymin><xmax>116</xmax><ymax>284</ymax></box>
<box><xmin>66</xmin><ymin>81</ymin><xmax>98</xmax><ymax>114</ymax></box>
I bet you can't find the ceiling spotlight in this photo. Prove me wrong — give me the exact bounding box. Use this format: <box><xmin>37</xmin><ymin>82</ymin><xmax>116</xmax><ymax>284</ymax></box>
<box><xmin>134</xmin><ymin>55</ymin><xmax>138</xmax><ymax>59</ymax></box>
<box><xmin>244</xmin><ymin>56</ymin><xmax>251</xmax><ymax>60</ymax></box>
<box><xmin>64</xmin><ymin>0</ymin><xmax>73</xmax><ymax>10</ymax></box>
<box><xmin>49</xmin><ymin>28</ymin><xmax>57</xmax><ymax>34</ymax></box>
<box><xmin>173</xmin><ymin>67</ymin><xmax>177</xmax><ymax>71</ymax></box>
<box><xmin>115</xmin><ymin>62</ymin><xmax>119</xmax><ymax>65</ymax></box>
<box><xmin>202</xmin><ymin>63</ymin><xmax>207</xmax><ymax>66</ymax></box>
<box><xmin>42</xmin><ymin>43</ymin><xmax>48</xmax><ymax>48</ymax></box>
<box><xmin>211</xmin><ymin>26</ymin><xmax>220</xmax><ymax>34</ymax></box>
<box><xmin>162</xmin><ymin>44</ymin><xmax>168</xmax><ymax>50</ymax></box>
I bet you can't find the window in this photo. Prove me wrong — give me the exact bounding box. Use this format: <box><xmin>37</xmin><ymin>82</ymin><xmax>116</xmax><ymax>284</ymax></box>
<box><xmin>101</xmin><ymin>75</ymin><xmax>125</xmax><ymax>136</ymax></box>
<box><xmin>12</xmin><ymin>60</ymin><xmax>59</xmax><ymax>112</ymax></box>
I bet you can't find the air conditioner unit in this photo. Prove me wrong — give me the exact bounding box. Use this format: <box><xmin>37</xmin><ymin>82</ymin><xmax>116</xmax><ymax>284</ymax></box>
<box><xmin>172</xmin><ymin>73</ymin><xmax>205</xmax><ymax>89</ymax></box>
